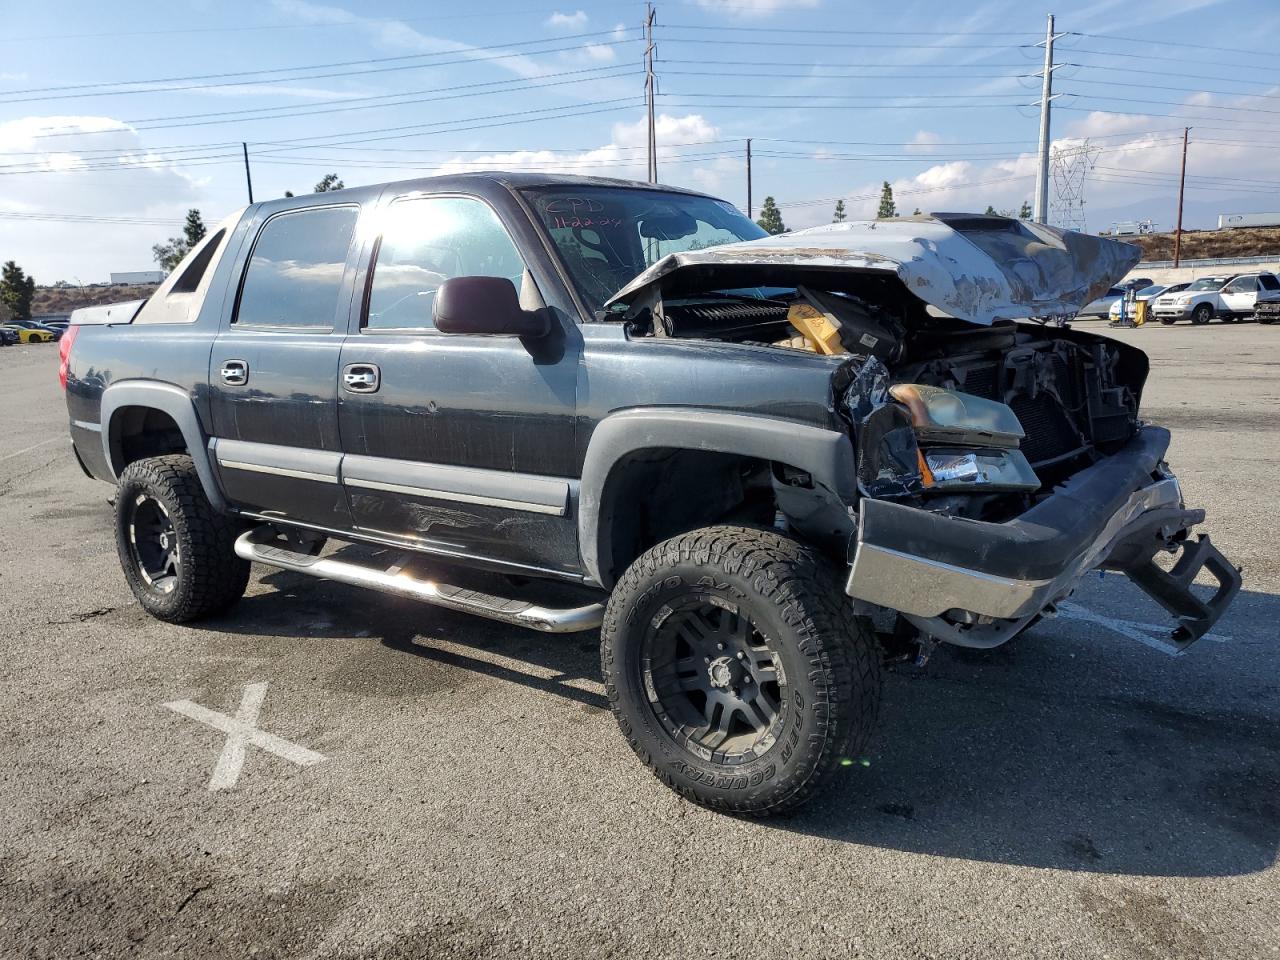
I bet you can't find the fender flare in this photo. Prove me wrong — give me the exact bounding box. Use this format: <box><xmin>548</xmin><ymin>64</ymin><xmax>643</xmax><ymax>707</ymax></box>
<box><xmin>578</xmin><ymin>407</ymin><xmax>857</xmax><ymax>587</ymax></box>
<box><xmin>99</xmin><ymin>380</ymin><xmax>226</xmax><ymax>512</ymax></box>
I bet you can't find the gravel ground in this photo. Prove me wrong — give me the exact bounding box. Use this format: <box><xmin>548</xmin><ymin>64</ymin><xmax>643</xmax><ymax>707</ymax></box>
<box><xmin>0</xmin><ymin>322</ymin><xmax>1276</xmax><ymax>959</ymax></box>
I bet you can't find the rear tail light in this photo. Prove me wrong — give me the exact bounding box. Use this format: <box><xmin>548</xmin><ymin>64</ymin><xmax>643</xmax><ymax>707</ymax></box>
<box><xmin>57</xmin><ymin>325</ymin><xmax>79</xmax><ymax>390</ymax></box>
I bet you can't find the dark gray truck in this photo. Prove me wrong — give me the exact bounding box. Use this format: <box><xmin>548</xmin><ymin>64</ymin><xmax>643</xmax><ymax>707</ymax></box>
<box><xmin>62</xmin><ymin>174</ymin><xmax>1241</xmax><ymax>813</ymax></box>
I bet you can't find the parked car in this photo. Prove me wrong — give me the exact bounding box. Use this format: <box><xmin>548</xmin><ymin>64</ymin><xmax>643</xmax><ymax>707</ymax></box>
<box><xmin>0</xmin><ymin>320</ymin><xmax>61</xmax><ymax>342</ymax></box>
<box><xmin>1151</xmin><ymin>273</ymin><xmax>1280</xmax><ymax>324</ymax></box>
<box><xmin>1076</xmin><ymin>285</ymin><xmax>1126</xmax><ymax>319</ymax></box>
<box><xmin>62</xmin><ymin>175</ymin><xmax>1241</xmax><ymax>814</ymax></box>
<box><xmin>0</xmin><ymin>327</ymin><xmax>18</xmax><ymax>346</ymax></box>
<box><xmin>1107</xmin><ymin>282</ymin><xmax>1189</xmax><ymax>322</ymax></box>
<box><xmin>1255</xmin><ymin>292</ymin><xmax>1280</xmax><ymax>324</ymax></box>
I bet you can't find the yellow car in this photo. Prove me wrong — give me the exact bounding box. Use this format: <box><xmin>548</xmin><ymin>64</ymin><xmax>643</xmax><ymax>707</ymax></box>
<box><xmin>0</xmin><ymin>321</ymin><xmax>59</xmax><ymax>343</ymax></box>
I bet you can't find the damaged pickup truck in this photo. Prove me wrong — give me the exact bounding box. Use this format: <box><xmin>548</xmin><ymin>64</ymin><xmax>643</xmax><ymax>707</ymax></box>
<box><xmin>62</xmin><ymin>174</ymin><xmax>1241</xmax><ymax>814</ymax></box>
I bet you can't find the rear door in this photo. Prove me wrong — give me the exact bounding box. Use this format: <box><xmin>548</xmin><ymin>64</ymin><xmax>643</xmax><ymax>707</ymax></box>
<box><xmin>207</xmin><ymin>202</ymin><xmax>361</xmax><ymax>530</ymax></box>
<box><xmin>1219</xmin><ymin>275</ymin><xmax>1259</xmax><ymax>315</ymax></box>
<box><xmin>335</xmin><ymin>191</ymin><xmax>582</xmax><ymax>576</ymax></box>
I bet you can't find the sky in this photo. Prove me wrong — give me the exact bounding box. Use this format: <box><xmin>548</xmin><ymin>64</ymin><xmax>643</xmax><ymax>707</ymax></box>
<box><xmin>3</xmin><ymin>0</ymin><xmax>1279</xmax><ymax>282</ymax></box>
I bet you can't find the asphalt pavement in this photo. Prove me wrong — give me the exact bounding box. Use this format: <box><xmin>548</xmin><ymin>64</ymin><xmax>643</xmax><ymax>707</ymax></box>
<box><xmin>0</xmin><ymin>322</ymin><xmax>1276</xmax><ymax>959</ymax></box>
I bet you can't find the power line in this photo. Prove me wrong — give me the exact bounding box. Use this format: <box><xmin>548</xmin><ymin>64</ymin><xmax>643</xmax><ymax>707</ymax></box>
<box><xmin>0</xmin><ymin>4</ymin><xmax>642</xmax><ymax>42</ymax></box>
<box><xmin>0</xmin><ymin>30</ymin><xmax>641</xmax><ymax>101</ymax></box>
<box><xmin>29</xmin><ymin>73</ymin><xmax>643</xmax><ymax>137</ymax></box>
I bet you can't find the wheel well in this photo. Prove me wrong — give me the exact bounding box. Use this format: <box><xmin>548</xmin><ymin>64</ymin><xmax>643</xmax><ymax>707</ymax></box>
<box><xmin>596</xmin><ymin>448</ymin><xmax>780</xmax><ymax>589</ymax></box>
<box><xmin>110</xmin><ymin>406</ymin><xmax>189</xmax><ymax>473</ymax></box>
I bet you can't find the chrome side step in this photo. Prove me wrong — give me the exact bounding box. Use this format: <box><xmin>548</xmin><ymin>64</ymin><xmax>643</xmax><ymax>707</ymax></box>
<box><xmin>234</xmin><ymin>528</ymin><xmax>604</xmax><ymax>634</ymax></box>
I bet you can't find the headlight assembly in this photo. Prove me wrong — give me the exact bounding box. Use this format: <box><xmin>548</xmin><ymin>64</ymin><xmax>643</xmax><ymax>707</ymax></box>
<box><xmin>920</xmin><ymin>448</ymin><xmax>1040</xmax><ymax>492</ymax></box>
<box><xmin>888</xmin><ymin>383</ymin><xmax>1024</xmax><ymax>447</ymax></box>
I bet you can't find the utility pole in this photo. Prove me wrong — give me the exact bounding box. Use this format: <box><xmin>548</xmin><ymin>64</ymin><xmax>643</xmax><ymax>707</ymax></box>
<box><xmin>1174</xmin><ymin>126</ymin><xmax>1190</xmax><ymax>268</ymax></box>
<box><xmin>746</xmin><ymin>138</ymin><xmax>753</xmax><ymax>218</ymax></box>
<box><xmin>1033</xmin><ymin>13</ymin><xmax>1061</xmax><ymax>224</ymax></box>
<box><xmin>241</xmin><ymin>142</ymin><xmax>254</xmax><ymax>204</ymax></box>
<box><xmin>644</xmin><ymin>2</ymin><xmax>657</xmax><ymax>183</ymax></box>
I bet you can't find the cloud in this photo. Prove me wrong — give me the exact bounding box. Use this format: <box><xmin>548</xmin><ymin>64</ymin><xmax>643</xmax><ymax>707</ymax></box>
<box><xmin>271</xmin><ymin>0</ymin><xmax>552</xmax><ymax>79</ymax></box>
<box><xmin>907</xmin><ymin>131</ymin><xmax>942</xmax><ymax>154</ymax></box>
<box><xmin>694</xmin><ymin>0</ymin><xmax>820</xmax><ymax>15</ymax></box>
<box><xmin>546</xmin><ymin>10</ymin><xmax>588</xmax><ymax>29</ymax></box>
<box><xmin>427</xmin><ymin>112</ymin><xmax>737</xmax><ymax>193</ymax></box>
<box><xmin>0</xmin><ymin>116</ymin><xmax>206</xmax><ymax>281</ymax></box>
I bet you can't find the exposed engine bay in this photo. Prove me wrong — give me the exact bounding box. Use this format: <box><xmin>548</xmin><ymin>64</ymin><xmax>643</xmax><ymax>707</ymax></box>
<box><xmin>632</xmin><ymin>282</ymin><xmax>1148</xmax><ymax>524</ymax></box>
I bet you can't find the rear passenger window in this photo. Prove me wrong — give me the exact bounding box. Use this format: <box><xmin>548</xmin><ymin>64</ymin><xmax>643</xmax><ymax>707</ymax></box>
<box><xmin>365</xmin><ymin>196</ymin><xmax>525</xmax><ymax>331</ymax></box>
<box><xmin>1260</xmin><ymin>275</ymin><xmax>1279</xmax><ymax>291</ymax></box>
<box><xmin>235</xmin><ymin>206</ymin><xmax>358</xmax><ymax>329</ymax></box>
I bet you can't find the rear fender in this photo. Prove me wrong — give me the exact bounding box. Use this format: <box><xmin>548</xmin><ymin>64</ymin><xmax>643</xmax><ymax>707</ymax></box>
<box><xmin>100</xmin><ymin>380</ymin><xmax>226</xmax><ymax>512</ymax></box>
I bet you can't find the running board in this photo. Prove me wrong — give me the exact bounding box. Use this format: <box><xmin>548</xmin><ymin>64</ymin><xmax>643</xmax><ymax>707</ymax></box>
<box><xmin>233</xmin><ymin>529</ymin><xmax>604</xmax><ymax>634</ymax></box>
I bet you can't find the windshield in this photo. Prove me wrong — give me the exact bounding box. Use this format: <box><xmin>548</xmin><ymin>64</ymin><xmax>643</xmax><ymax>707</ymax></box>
<box><xmin>1186</xmin><ymin>278</ymin><xmax>1228</xmax><ymax>292</ymax></box>
<box><xmin>522</xmin><ymin>186</ymin><xmax>767</xmax><ymax>313</ymax></box>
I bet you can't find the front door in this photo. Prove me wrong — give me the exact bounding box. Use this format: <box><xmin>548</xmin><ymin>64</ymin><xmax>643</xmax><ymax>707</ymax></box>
<box><xmin>336</xmin><ymin>192</ymin><xmax>582</xmax><ymax>576</ymax></box>
<box><xmin>1219</xmin><ymin>275</ymin><xmax>1259</xmax><ymax>316</ymax></box>
<box><xmin>208</xmin><ymin>202</ymin><xmax>361</xmax><ymax>530</ymax></box>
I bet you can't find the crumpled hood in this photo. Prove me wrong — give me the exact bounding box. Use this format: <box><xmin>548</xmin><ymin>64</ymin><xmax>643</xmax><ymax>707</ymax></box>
<box><xmin>604</xmin><ymin>213</ymin><xmax>1141</xmax><ymax>326</ymax></box>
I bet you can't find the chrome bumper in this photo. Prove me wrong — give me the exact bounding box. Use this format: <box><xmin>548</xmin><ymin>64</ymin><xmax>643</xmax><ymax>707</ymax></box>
<box><xmin>846</xmin><ymin>477</ymin><xmax>1185</xmax><ymax>621</ymax></box>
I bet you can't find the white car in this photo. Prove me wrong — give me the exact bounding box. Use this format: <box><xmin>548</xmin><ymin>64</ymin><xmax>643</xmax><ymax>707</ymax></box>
<box><xmin>1107</xmin><ymin>283</ymin><xmax>1188</xmax><ymax>321</ymax></box>
<box><xmin>1150</xmin><ymin>273</ymin><xmax>1280</xmax><ymax>325</ymax></box>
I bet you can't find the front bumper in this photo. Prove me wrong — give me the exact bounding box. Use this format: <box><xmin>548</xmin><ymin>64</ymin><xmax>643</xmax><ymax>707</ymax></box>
<box><xmin>1151</xmin><ymin>304</ymin><xmax>1192</xmax><ymax>319</ymax></box>
<box><xmin>846</xmin><ymin>425</ymin><xmax>1242</xmax><ymax>650</ymax></box>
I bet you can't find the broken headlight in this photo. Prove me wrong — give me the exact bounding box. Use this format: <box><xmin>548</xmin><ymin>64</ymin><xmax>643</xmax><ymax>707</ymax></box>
<box><xmin>887</xmin><ymin>384</ymin><xmax>1039</xmax><ymax>493</ymax></box>
<box><xmin>920</xmin><ymin>448</ymin><xmax>1040</xmax><ymax>491</ymax></box>
<box><xmin>888</xmin><ymin>383</ymin><xmax>1024</xmax><ymax>447</ymax></box>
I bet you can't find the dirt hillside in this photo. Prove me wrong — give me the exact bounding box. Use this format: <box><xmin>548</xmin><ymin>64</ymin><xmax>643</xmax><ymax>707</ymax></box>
<box><xmin>32</xmin><ymin>283</ymin><xmax>160</xmax><ymax>316</ymax></box>
<box><xmin>1126</xmin><ymin>226</ymin><xmax>1280</xmax><ymax>261</ymax></box>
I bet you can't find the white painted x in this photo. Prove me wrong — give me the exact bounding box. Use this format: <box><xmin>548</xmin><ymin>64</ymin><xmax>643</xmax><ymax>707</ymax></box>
<box><xmin>164</xmin><ymin>682</ymin><xmax>326</xmax><ymax>791</ymax></box>
<box><xmin>1057</xmin><ymin>601</ymin><xmax>1230</xmax><ymax>656</ymax></box>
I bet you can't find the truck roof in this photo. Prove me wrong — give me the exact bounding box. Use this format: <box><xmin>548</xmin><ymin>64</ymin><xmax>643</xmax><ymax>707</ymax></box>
<box><xmin>254</xmin><ymin>171</ymin><xmax>714</xmax><ymax>215</ymax></box>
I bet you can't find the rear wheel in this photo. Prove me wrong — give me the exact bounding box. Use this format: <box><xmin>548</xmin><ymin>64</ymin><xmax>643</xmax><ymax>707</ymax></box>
<box><xmin>1191</xmin><ymin>303</ymin><xmax>1214</xmax><ymax>325</ymax></box>
<box><xmin>602</xmin><ymin>526</ymin><xmax>881</xmax><ymax>815</ymax></box>
<box><xmin>115</xmin><ymin>454</ymin><xmax>249</xmax><ymax>622</ymax></box>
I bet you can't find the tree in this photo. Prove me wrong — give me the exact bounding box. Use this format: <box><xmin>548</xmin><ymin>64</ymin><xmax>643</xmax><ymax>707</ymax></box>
<box><xmin>183</xmin><ymin>209</ymin><xmax>206</xmax><ymax>248</ymax></box>
<box><xmin>1019</xmin><ymin>200</ymin><xmax>1032</xmax><ymax>219</ymax></box>
<box><xmin>832</xmin><ymin>199</ymin><xmax>846</xmax><ymax>223</ymax></box>
<box><xmin>756</xmin><ymin>196</ymin><xmax>786</xmax><ymax>235</ymax></box>
<box><xmin>984</xmin><ymin>205</ymin><xmax>998</xmax><ymax>215</ymax></box>
<box><xmin>314</xmin><ymin>174</ymin><xmax>344</xmax><ymax>193</ymax></box>
<box><xmin>152</xmin><ymin>208</ymin><xmax>207</xmax><ymax>273</ymax></box>
<box><xmin>0</xmin><ymin>261</ymin><xmax>35</xmax><ymax>321</ymax></box>
<box><xmin>283</xmin><ymin>190</ymin><xmax>295</xmax><ymax>198</ymax></box>
<box><xmin>876</xmin><ymin>182</ymin><xmax>896</xmax><ymax>219</ymax></box>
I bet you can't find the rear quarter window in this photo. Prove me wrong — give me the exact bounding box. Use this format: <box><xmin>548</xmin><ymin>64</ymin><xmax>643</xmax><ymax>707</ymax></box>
<box><xmin>234</xmin><ymin>205</ymin><xmax>359</xmax><ymax>329</ymax></box>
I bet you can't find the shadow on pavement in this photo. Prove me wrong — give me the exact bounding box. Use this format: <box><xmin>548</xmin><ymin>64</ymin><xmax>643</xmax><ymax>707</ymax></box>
<box><xmin>203</xmin><ymin>564</ymin><xmax>1279</xmax><ymax>879</ymax></box>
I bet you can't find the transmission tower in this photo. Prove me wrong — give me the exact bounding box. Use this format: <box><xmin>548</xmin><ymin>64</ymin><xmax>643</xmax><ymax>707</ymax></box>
<box><xmin>1049</xmin><ymin>140</ymin><xmax>1099</xmax><ymax>232</ymax></box>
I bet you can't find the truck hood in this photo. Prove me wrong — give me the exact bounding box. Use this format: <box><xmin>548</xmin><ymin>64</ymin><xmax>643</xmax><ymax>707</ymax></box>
<box><xmin>604</xmin><ymin>213</ymin><xmax>1141</xmax><ymax>326</ymax></box>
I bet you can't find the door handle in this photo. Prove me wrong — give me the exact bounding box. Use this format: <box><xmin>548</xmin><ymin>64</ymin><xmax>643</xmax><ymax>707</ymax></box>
<box><xmin>220</xmin><ymin>359</ymin><xmax>248</xmax><ymax>385</ymax></box>
<box><xmin>342</xmin><ymin>363</ymin><xmax>380</xmax><ymax>393</ymax></box>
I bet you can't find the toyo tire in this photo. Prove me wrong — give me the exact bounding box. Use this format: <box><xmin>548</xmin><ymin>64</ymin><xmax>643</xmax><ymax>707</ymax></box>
<box><xmin>601</xmin><ymin>525</ymin><xmax>881</xmax><ymax>815</ymax></box>
<box><xmin>115</xmin><ymin>454</ymin><xmax>250</xmax><ymax>623</ymax></box>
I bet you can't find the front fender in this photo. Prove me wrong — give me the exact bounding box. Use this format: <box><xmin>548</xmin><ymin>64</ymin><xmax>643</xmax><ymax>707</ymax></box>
<box><xmin>99</xmin><ymin>380</ymin><xmax>226</xmax><ymax>512</ymax></box>
<box><xmin>578</xmin><ymin>407</ymin><xmax>857</xmax><ymax>587</ymax></box>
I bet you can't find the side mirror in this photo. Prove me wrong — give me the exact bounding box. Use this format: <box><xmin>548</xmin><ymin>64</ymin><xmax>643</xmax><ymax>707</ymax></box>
<box><xmin>434</xmin><ymin>276</ymin><xmax>550</xmax><ymax>338</ymax></box>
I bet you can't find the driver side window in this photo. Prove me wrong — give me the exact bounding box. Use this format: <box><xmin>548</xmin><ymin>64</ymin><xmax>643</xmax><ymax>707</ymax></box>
<box><xmin>365</xmin><ymin>195</ymin><xmax>526</xmax><ymax>331</ymax></box>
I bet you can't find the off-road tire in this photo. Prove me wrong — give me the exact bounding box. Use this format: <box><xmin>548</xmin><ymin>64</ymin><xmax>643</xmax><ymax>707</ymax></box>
<box><xmin>601</xmin><ymin>525</ymin><xmax>881</xmax><ymax>815</ymax></box>
<box><xmin>1191</xmin><ymin>303</ymin><xmax>1213</xmax><ymax>325</ymax></box>
<box><xmin>115</xmin><ymin>454</ymin><xmax>249</xmax><ymax>623</ymax></box>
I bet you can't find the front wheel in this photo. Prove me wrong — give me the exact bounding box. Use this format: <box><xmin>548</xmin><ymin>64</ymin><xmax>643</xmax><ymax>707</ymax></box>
<box><xmin>601</xmin><ymin>526</ymin><xmax>881</xmax><ymax>815</ymax></box>
<box><xmin>115</xmin><ymin>454</ymin><xmax>250</xmax><ymax>622</ymax></box>
<box><xmin>1191</xmin><ymin>304</ymin><xmax>1213</xmax><ymax>325</ymax></box>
